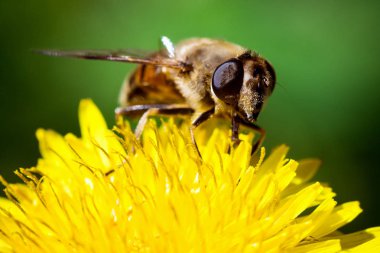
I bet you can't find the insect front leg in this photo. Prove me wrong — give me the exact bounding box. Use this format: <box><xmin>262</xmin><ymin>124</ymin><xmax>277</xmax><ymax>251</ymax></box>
<box><xmin>233</xmin><ymin>116</ymin><xmax>266</xmax><ymax>155</ymax></box>
<box><xmin>231</xmin><ymin>114</ymin><xmax>241</xmax><ymax>147</ymax></box>
<box><xmin>190</xmin><ymin>108</ymin><xmax>215</xmax><ymax>157</ymax></box>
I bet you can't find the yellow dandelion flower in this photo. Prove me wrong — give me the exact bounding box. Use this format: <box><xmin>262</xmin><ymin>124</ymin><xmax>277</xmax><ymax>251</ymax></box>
<box><xmin>0</xmin><ymin>99</ymin><xmax>379</xmax><ymax>252</ymax></box>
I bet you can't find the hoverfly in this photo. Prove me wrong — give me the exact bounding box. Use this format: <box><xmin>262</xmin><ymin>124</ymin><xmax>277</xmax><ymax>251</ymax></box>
<box><xmin>38</xmin><ymin>37</ymin><xmax>276</xmax><ymax>154</ymax></box>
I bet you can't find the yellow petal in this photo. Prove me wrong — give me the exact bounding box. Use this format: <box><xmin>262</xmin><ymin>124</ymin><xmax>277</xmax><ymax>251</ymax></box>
<box><xmin>290</xmin><ymin>239</ymin><xmax>341</xmax><ymax>253</ymax></box>
<box><xmin>79</xmin><ymin>99</ymin><xmax>111</xmax><ymax>168</ymax></box>
<box><xmin>335</xmin><ymin>227</ymin><xmax>380</xmax><ymax>252</ymax></box>
<box><xmin>293</xmin><ymin>158</ymin><xmax>321</xmax><ymax>185</ymax></box>
<box><xmin>311</xmin><ymin>201</ymin><xmax>363</xmax><ymax>238</ymax></box>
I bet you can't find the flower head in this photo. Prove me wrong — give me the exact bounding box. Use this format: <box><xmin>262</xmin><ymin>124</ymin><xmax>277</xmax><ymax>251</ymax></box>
<box><xmin>0</xmin><ymin>99</ymin><xmax>379</xmax><ymax>252</ymax></box>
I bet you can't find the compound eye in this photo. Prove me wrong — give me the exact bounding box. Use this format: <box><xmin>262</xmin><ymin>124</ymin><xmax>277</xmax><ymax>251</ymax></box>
<box><xmin>212</xmin><ymin>59</ymin><xmax>244</xmax><ymax>105</ymax></box>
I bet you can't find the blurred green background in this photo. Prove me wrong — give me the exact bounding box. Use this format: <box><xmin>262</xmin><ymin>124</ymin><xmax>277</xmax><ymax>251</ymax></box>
<box><xmin>0</xmin><ymin>0</ymin><xmax>379</xmax><ymax>233</ymax></box>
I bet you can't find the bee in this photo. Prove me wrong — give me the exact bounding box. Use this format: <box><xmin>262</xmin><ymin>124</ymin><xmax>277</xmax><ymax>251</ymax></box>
<box><xmin>38</xmin><ymin>37</ymin><xmax>276</xmax><ymax>154</ymax></box>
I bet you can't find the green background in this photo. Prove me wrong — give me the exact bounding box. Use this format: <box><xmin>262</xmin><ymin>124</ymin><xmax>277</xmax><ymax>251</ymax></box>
<box><xmin>0</xmin><ymin>0</ymin><xmax>379</xmax><ymax>233</ymax></box>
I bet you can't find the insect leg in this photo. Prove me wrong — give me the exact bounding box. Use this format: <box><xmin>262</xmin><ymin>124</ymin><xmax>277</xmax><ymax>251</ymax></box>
<box><xmin>115</xmin><ymin>104</ymin><xmax>193</xmax><ymax>139</ymax></box>
<box><xmin>115</xmin><ymin>104</ymin><xmax>191</xmax><ymax>118</ymax></box>
<box><xmin>190</xmin><ymin>108</ymin><xmax>215</xmax><ymax>157</ymax></box>
<box><xmin>236</xmin><ymin>118</ymin><xmax>266</xmax><ymax>154</ymax></box>
<box><xmin>231</xmin><ymin>115</ymin><xmax>241</xmax><ymax>146</ymax></box>
<box><xmin>105</xmin><ymin>104</ymin><xmax>192</xmax><ymax>176</ymax></box>
<box><xmin>117</xmin><ymin>105</ymin><xmax>214</xmax><ymax>157</ymax></box>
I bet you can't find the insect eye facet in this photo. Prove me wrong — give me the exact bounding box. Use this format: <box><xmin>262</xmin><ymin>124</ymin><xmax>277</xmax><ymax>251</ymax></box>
<box><xmin>212</xmin><ymin>59</ymin><xmax>244</xmax><ymax>105</ymax></box>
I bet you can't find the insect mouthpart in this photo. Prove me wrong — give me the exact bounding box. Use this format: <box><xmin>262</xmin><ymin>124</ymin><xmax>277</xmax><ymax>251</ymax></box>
<box><xmin>246</xmin><ymin>113</ymin><xmax>258</xmax><ymax>122</ymax></box>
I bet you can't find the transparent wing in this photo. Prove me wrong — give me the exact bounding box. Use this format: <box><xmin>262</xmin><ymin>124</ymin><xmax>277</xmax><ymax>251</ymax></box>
<box><xmin>35</xmin><ymin>49</ymin><xmax>191</xmax><ymax>70</ymax></box>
